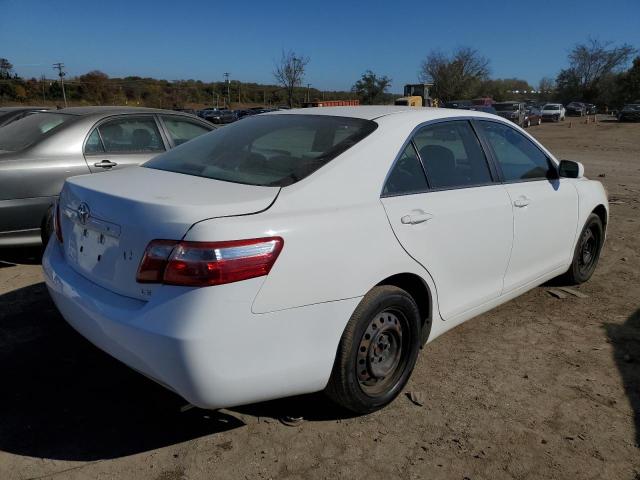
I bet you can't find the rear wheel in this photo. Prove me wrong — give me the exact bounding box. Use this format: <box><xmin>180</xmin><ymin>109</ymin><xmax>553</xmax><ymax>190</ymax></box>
<box><xmin>40</xmin><ymin>206</ymin><xmax>54</xmax><ymax>246</ymax></box>
<box><xmin>560</xmin><ymin>213</ymin><xmax>604</xmax><ymax>284</ymax></box>
<box><xmin>537</xmin><ymin>117</ymin><xmax>542</xmax><ymax>125</ymax></box>
<box><xmin>325</xmin><ymin>286</ymin><xmax>421</xmax><ymax>414</ymax></box>
<box><xmin>525</xmin><ymin>119</ymin><xmax>531</xmax><ymax>128</ymax></box>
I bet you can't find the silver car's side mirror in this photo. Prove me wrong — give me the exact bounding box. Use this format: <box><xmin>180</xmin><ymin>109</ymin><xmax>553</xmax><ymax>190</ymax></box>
<box><xmin>559</xmin><ymin>160</ymin><xmax>585</xmax><ymax>178</ymax></box>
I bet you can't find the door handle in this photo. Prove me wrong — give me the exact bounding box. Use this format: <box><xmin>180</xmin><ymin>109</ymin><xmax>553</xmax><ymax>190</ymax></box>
<box><xmin>513</xmin><ymin>197</ymin><xmax>531</xmax><ymax>208</ymax></box>
<box><xmin>401</xmin><ymin>212</ymin><xmax>433</xmax><ymax>225</ymax></box>
<box><xmin>94</xmin><ymin>160</ymin><xmax>118</xmax><ymax>169</ymax></box>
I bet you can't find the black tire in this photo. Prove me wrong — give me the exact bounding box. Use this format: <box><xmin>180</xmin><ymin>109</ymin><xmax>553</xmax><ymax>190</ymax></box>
<box><xmin>325</xmin><ymin>285</ymin><xmax>421</xmax><ymax>414</ymax></box>
<box><xmin>525</xmin><ymin>119</ymin><xmax>531</xmax><ymax>128</ymax></box>
<box><xmin>560</xmin><ymin>213</ymin><xmax>604</xmax><ymax>284</ymax></box>
<box><xmin>41</xmin><ymin>206</ymin><xmax>54</xmax><ymax>245</ymax></box>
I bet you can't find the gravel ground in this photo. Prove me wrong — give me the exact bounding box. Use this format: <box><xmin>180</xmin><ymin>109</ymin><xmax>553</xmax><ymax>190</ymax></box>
<box><xmin>0</xmin><ymin>115</ymin><xmax>638</xmax><ymax>480</ymax></box>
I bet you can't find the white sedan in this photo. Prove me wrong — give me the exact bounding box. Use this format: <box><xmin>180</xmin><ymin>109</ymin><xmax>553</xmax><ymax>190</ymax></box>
<box><xmin>43</xmin><ymin>106</ymin><xmax>608</xmax><ymax>414</ymax></box>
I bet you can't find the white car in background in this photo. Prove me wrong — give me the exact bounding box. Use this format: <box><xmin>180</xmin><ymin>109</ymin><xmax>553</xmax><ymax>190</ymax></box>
<box><xmin>541</xmin><ymin>103</ymin><xmax>566</xmax><ymax>122</ymax></box>
<box><xmin>43</xmin><ymin>107</ymin><xmax>608</xmax><ymax>414</ymax></box>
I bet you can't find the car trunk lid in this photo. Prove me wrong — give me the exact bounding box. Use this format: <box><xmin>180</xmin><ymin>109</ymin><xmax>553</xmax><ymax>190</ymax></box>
<box><xmin>58</xmin><ymin>166</ymin><xmax>279</xmax><ymax>300</ymax></box>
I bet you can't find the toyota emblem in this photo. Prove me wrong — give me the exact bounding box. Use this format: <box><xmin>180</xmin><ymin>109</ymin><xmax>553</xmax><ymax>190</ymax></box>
<box><xmin>77</xmin><ymin>202</ymin><xmax>90</xmax><ymax>225</ymax></box>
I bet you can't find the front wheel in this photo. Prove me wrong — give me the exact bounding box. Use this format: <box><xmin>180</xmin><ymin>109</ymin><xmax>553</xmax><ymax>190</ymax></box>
<box><xmin>560</xmin><ymin>213</ymin><xmax>604</xmax><ymax>284</ymax></box>
<box><xmin>325</xmin><ymin>285</ymin><xmax>421</xmax><ymax>414</ymax></box>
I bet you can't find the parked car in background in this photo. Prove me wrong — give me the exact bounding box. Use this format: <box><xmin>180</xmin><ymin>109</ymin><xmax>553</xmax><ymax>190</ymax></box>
<box><xmin>43</xmin><ymin>106</ymin><xmax>607</xmax><ymax>414</ymax></box>
<box><xmin>234</xmin><ymin>109</ymin><xmax>255</xmax><ymax>119</ymax></box>
<box><xmin>585</xmin><ymin>103</ymin><xmax>597</xmax><ymax>115</ymax></box>
<box><xmin>523</xmin><ymin>107</ymin><xmax>542</xmax><ymax>127</ymax></box>
<box><xmin>540</xmin><ymin>103</ymin><xmax>566</xmax><ymax>122</ymax></box>
<box><xmin>493</xmin><ymin>101</ymin><xmax>526</xmax><ymax>126</ymax></box>
<box><xmin>0</xmin><ymin>106</ymin><xmax>215</xmax><ymax>247</ymax></box>
<box><xmin>0</xmin><ymin>106</ymin><xmax>50</xmax><ymax>128</ymax></box>
<box><xmin>617</xmin><ymin>103</ymin><xmax>640</xmax><ymax>122</ymax></box>
<box><xmin>444</xmin><ymin>100</ymin><xmax>473</xmax><ymax>109</ymax></box>
<box><xmin>200</xmin><ymin>108</ymin><xmax>237</xmax><ymax>124</ymax></box>
<box><xmin>566</xmin><ymin>102</ymin><xmax>587</xmax><ymax>116</ymax></box>
<box><xmin>465</xmin><ymin>105</ymin><xmax>497</xmax><ymax>114</ymax></box>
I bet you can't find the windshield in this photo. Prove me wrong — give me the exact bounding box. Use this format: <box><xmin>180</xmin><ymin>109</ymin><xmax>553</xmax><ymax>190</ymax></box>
<box><xmin>494</xmin><ymin>103</ymin><xmax>519</xmax><ymax>111</ymax></box>
<box><xmin>567</xmin><ymin>102</ymin><xmax>582</xmax><ymax>108</ymax></box>
<box><xmin>0</xmin><ymin>112</ymin><xmax>74</xmax><ymax>152</ymax></box>
<box><xmin>543</xmin><ymin>105</ymin><xmax>560</xmax><ymax>110</ymax></box>
<box><xmin>145</xmin><ymin>114</ymin><xmax>378</xmax><ymax>187</ymax></box>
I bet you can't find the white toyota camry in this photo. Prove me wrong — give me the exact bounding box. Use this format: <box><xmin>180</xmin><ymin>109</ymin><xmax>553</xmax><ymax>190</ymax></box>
<box><xmin>43</xmin><ymin>106</ymin><xmax>608</xmax><ymax>413</ymax></box>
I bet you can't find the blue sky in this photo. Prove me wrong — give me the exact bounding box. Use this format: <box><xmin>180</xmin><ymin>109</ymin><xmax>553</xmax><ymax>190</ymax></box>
<box><xmin>1</xmin><ymin>0</ymin><xmax>639</xmax><ymax>93</ymax></box>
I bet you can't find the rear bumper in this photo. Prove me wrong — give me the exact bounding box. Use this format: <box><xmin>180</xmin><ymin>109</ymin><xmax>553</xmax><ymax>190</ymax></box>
<box><xmin>43</xmin><ymin>239</ymin><xmax>360</xmax><ymax>409</ymax></box>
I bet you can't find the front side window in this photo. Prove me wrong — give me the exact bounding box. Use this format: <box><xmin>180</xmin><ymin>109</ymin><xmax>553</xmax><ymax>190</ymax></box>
<box><xmin>95</xmin><ymin>117</ymin><xmax>164</xmax><ymax>154</ymax></box>
<box><xmin>413</xmin><ymin>121</ymin><xmax>493</xmax><ymax>189</ymax></box>
<box><xmin>478</xmin><ymin>121</ymin><xmax>554</xmax><ymax>181</ymax></box>
<box><xmin>161</xmin><ymin>116</ymin><xmax>211</xmax><ymax>146</ymax></box>
<box><xmin>382</xmin><ymin>143</ymin><xmax>428</xmax><ymax>196</ymax></box>
<box><xmin>145</xmin><ymin>114</ymin><xmax>377</xmax><ymax>187</ymax></box>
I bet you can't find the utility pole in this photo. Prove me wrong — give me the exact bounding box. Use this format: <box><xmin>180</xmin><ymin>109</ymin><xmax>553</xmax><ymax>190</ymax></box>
<box><xmin>223</xmin><ymin>72</ymin><xmax>230</xmax><ymax>107</ymax></box>
<box><xmin>41</xmin><ymin>74</ymin><xmax>46</xmax><ymax>103</ymax></box>
<box><xmin>52</xmin><ymin>62</ymin><xmax>67</xmax><ymax>107</ymax></box>
<box><xmin>306</xmin><ymin>83</ymin><xmax>312</xmax><ymax>103</ymax></box>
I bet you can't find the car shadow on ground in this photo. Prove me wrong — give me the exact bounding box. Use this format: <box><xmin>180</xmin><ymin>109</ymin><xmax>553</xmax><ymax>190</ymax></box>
<box><xmin>0</xmin><ymin>282</ymin><xmax>353</xmax><ymax>461</ymax></box>
<box><xmin>0</xmin><ymin>246</ymin><xmax>43</xmax><ymax>267</ymax></box>
<box><xmin>605</xmin><ymin>308</ymin><xmax>640</xmax><ymax>448</ymax></box>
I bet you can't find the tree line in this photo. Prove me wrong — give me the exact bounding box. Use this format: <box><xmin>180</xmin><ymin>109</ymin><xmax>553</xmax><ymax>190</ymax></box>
<box><xmin>1</xmin><ymin>38</ymin><xmax>638</xmax><ymax>109</ymax></box>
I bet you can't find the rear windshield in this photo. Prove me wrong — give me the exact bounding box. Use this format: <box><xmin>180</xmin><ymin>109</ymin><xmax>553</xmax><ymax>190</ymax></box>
<box><xmin>0</xmin><ymin>112</ymin><xmax>74</xmax><ymax>152</ymax></box>
<box><xmin>144</xmin><ymin>114</ymin><xmax>378</xmax><ymax>187</ymax></box>
<box><xmin>543</xmin><ymin>105</ymin><xmax>560</xmax><ymax>110</ymax></box>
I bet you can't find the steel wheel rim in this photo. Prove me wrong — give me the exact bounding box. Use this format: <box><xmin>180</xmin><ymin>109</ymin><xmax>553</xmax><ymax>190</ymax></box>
<box><xmin>356</xmin><ymin>309</ymin><xmax>409</xmax><ymax>396</ymax></box>
<box><xmin>578</xmin><ymin>225</ymin><xmax>600</xmax><ymax>276</ymax></box>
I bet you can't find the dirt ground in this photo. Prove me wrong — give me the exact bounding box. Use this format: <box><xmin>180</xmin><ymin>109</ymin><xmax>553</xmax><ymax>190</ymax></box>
<box><xmin>1</xmin><ymin>115</ymin><xmax>639</xmax><ymax>480</ymax></box>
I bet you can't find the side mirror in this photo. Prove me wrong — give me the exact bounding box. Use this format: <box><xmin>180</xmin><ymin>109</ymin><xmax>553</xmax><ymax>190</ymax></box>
<box><xmin>559</xmin><ymin>160</ymin><xmax>584</xmax><ymax>178</ymax></box>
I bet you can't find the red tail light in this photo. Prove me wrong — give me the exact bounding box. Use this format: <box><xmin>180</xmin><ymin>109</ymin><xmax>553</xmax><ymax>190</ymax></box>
<box><xmin>136</xmin><ymin>237</ymin><xmax>283</xmax><ymax>287</ymax></box>
<box><xmin>54</xmin><ymin>201</ymin><xmax>63</xmax><ymax>244</ymax></box>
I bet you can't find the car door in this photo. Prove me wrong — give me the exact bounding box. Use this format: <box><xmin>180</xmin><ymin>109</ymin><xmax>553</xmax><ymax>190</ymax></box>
<box><xmin>83</xmin><ymin>115</ymin><xmax>166</xmax><ymax>172</ymax></box>
<box><xmin>157</xmin><ymin>115</ymin><xmax>214</xmax><ymax>147</ymax></box>
<box><xmin>475</xmin><ymin>120</ymin><xmax>578</xmax><ymax>291</ymax></box>
<box><xmin>381</xmin><ymin>120</ymin><xmax>513</xmax><ymax>320</ymax></box>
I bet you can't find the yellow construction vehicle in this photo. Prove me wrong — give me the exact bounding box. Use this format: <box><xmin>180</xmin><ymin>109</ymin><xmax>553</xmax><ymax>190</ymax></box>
<box><xmin>394</xmin><ymin>83</ymin><xmax>435</xmax><ymax>107</ymax></box>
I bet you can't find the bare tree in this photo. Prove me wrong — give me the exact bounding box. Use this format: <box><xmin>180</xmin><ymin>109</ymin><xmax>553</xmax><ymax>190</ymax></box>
<box><xmin>419</xmin><ymin>47</ymin><xmax>490</xmax><ymax>101</ymax></box>
<box><xmin>273</xmin><ymin>50</ymin><xmax>309</xmax><ymax>108</ymax></box>
<box><xmin>568</xmin><ymin>38</ymin><xmax>636</xmax><ymax>90</ymax></box>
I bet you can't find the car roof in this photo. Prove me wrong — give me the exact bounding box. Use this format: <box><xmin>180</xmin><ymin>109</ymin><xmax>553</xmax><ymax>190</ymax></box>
<box><xmin>56</xmin><ymin>106</ymin><xmax>190</xmax><ymax>116</ymax></box>
<box><xmin>267</xmin><ymin>105</ymin><xmax>498</xmax><ymax>122</ymax></box>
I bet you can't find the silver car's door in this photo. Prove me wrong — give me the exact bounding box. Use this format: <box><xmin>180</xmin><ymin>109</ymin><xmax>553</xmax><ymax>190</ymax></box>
<box><xmin>83</xmin><ymin>115</ymin><xmax>167</xmax><ymax>173</ymax></box>
<box><xmin>380</xmin><ymin>120</ymin><xmax>513</xmax><ymax>320</ymax></box>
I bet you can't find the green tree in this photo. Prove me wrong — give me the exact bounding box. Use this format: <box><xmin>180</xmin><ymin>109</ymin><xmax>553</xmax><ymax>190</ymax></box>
<box><xmin>0</xmin><ymin>58</ymin><xmax>13</xmax><ymax>79</ymax></box>
<box><xmin>419</xmin><ymin>47</ymin><xmax>489</xmax><ymax>101</ymax></box>
<box><xmin>352</xmin><ymin>70</ymin><xmax>392</xmax><ymax>105</ymax></box>
<box><xmin>617</xmin><ymin>56</ymin><xmax>640</xmax><ymax>103</ymax></box>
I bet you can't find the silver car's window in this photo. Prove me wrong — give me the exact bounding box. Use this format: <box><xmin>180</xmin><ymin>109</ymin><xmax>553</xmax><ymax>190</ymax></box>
<box><xmin>478</xmin><ymin>121</ymin><xmax>553</xmax><ymax>181</ymax></box>
<box><xmin>145</xmin><ymin>114</ymin><xmax>377</xmax><ymax>187</ymax></box>
<box><xmin>161</xmin><ymin>116</ymin><xmax>211</xmax><ymax>146</ymax></box>
<box><xmin>84</xmin><ymin>129</ymin><xmax>104</xmax><ymax>153</ymax></box>
<box><xmin>0</xmin><ymin>112</ymin><xmax>73</xmax><ymax>152</ymax></box>
<box><xmin>95</xmin><ymin>117</ymin><xmax>165</xmax><ymax>154</ymax></box>
<box><xmin>414</xmin><ymin>121</ymin><xmax>493</xmax><ymax>189</ymax></box>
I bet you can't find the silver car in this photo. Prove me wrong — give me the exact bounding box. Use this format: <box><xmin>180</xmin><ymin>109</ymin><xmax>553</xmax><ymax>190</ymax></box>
<box><xmin>0</xmin><ymin>106</ymin><xmax>215</xmax><ymax>247</ymax></box>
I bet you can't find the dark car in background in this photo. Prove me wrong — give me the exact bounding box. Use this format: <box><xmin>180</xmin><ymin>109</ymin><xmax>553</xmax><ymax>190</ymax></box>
<box><xmin>465</xmin><ymin>105</ymin><xmax>497</xmax><ymax>114</ymax></box>
<box><xmin>524</xmin><ymin>107</ymin><xmax>542</xmax><ymax>127</ymax></box>
<box><xmin>0</xmin><ymin>106</ymin><xmax>50</xmax><ymax>128</ymax></box>
<box><xmin>493</xmin><ymin>101</ymin><xmax>526</xmax><ymax>126</ymax></box>
<box><xmin>444</xmin><ymin>100</ymin><xmax>473</xmax><ymax>109</ymax></box>
<box><xmin>0</xmin><ymin>106</ymin><xmax>215</xmax><ymax>247</ymax></box>
<box><xmin>199</xmin><ymin>108</ymin><xmax>237</xmax><ymax>124</ymax></box>
<box><xmin>618</xmin><ymin>104</ymin><xmax>640</xmax><ymax>122</ymax></box>
<box><xmin>566</xmin><ymin>102</ymin><xmax>587</xmax><ymax>116</ymax></box>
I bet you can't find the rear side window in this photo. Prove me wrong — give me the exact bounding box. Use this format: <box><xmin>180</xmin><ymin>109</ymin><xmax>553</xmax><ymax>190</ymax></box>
<box><xmin>478</xmin><ymin>121</ymin><xmax>553</xmax><ymax>181</ymax></box>
<box><xmin>161</xmin><ymin>116</ymin><xmax>211</xmax><ymax>146</ymax></box>
<box><xmin>383</xmin><ymin>143</ymin><xmax>428</xmax><ymax>196</ymax></box>
<box><xmin>145</xmin><ymin>115</ymin><xmax>377</xmax><ymax>187</ymax></box>
<box><xmin>90</xmin><ymin>117</ymin><xmax>165</xmax><ymax>154</ymax></box>
<box><xmin>413</xmin><ymin>121</ymin><xmax>493</xmax><ymax>189</ymax></box>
